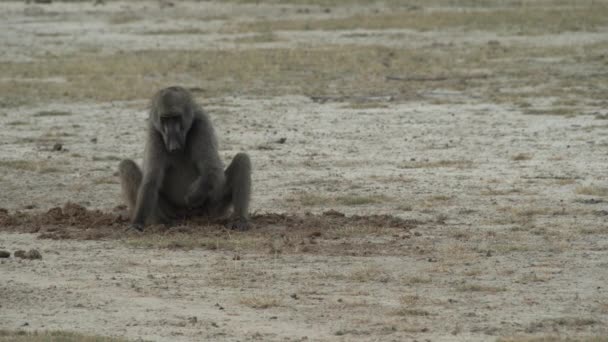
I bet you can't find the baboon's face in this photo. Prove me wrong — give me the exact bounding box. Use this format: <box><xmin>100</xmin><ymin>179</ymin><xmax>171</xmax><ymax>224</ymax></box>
<box><xmin>152</xmin><ymin>87</ymin><xmax>194</xmax><ymax>153</ymax></box>
<box><xmin>158</xmin><ymin>111</ymin><xmax>188</xmax><ymax>152</ymax></box>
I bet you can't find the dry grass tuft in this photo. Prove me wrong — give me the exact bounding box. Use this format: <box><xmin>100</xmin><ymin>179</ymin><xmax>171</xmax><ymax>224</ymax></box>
<box><xmin>391</xmin><ymin>308</ymin><xmax>431</xmax><ymax>316</ymax></box>
<box><xmin>499</xmin><ymin>336</ymin><xmax>608</xmax><ymax>342</ymax></box>
<box><xmin>481</xmin><ymin>188</ymin><xmax>522</xmax><ymax>196</ymax></box>
<box><xmin>33</xmin><ymin>110</ymin><xmax>72</xmax><ymax>117</ymax></box>
<box><xmin>555</xmin><ymin>178</ymin><xmax>576</xmax><ymax>186</ymax></box>
<box><xmin>336</xmin><ymin>194</ymin><xmax>392</xmax><ymax>206</ymax></box>
<box><xmin>347</xmin><ymin>266</ymin><xmax>392</xmax><ymax>283</ymax></box>
<box><xmin>92</xmin><ymin>155</ymin><xmax>122</xmax><ymax>162</ymax></box>
<box><xmin>0</xmin><ymin>160</ymin><xmax>61</xmax><ymax>173</ymax></box>
<box><xmin>233</xmin><ymin>32</ymin><xmax>281</xmax><ymax>43</ymax></box>
<box><xmin>290</xmin><ymin>192</ymin><xmax>391</xmax><ymax>206</ymax></box>
<box><xmin>239</xmin><ymin>295</ymin><xmax>282</xmax><ymax>309</ymax></box>
<box><xmin>108</xmin><ymin>12</ymin><xmax>142</xmax><ymax>25</ymax></box>
<box><xmin>576</xmin><ymin>185</ymin><xmax>608</xmax><ymax>197</ymax></box>
<box><xmin>140</xmin><ymin>28</ymin><xmax>208</xmax><ymax>35</ymax></box>
<box><xmin>457</xmin><ymin>282</ymin><xmax>506</xmax><ymax>293</ymax></box>
<box><xmin>523</xmin><ymin>317</ymin><xmax>600</xmax><ymax>335</ymax></box>
<box><xmin>511</xmin><ymin>153</ymin><xmax>532</xmax><ymax>161</ymax></box>
<box><xmin>291</xmin><ymin>193</ymin><xmax>331</xmax><ymax>206</ymax></box>
<box><xmin>230</xmin><ymin>5</ymin><xmax>608</xmax><ymax>34</ymax></box>
<box><xmin>0</xmin><ymin>330</ymin><xmax>128</xmax><ymax>342</ymax></box>
<box><xmin>93</xmin><ymin>176</ymin><xmax>119</xmax><ymax>185</ymax></box>
<box><xmin>399</xmin><ymin>160</ymin><xmax>473</xmax><ymax>169</ymax></box>
<box><xmin>404</xmin><ymin>276</ymin><xmax>432</xmax><ymax>284</ymax></box>
<box><xmin>525</xmin><ymin>107</ymin><xmax>577</xmax><ymax>117</ymax></box>
<box><xmin>7</xmin><ymin>121</ymin><xmax>29</xmax><ymax>126</ymax></box>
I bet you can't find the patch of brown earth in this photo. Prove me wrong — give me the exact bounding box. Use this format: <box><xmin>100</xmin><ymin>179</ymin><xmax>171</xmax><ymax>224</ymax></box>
<box><xmin>0</xmin><ymin>203</ymin><xmax>418</xmax><ymax>255</ymax></box>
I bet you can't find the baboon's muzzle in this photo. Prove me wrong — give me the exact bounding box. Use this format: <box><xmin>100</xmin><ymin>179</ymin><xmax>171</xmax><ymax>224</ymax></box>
<box><xmin>165</xmin><ymin>135</ymin><xmax>182</xmax><ymax>152</ymax></box>
<box><xmin>163</xmin><ymin>123</ymin><xmax>185</xmax><ymax>152</ymax></box>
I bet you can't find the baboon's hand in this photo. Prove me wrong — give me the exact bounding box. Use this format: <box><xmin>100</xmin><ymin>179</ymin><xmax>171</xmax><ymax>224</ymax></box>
<box><xmin>129</xmin><ymin>222</ymin><xmax>144</xmax><ymax>232</ymax></box>
<box><xmin>185</xmin><ymin>178</ymin><xmax>210</xmax><ymax>207</ymax></box>
<box><xmin>227</xmin><ymin>217</ymin><xmax>250</xmax><ymax>231</ymax></box>
<box><xmin>184</xmin><ymin>190</ymin><xmax>196</xmax><ymax>207</ymax></box>
<box><xmin>185</xmin><ymin>188</ymin><xmax>205</xmax><ymax>208</ymax></box>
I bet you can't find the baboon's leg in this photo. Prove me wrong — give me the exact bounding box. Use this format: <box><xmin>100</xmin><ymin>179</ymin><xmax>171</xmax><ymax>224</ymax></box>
<box><xmin>118</xmin><ymin>159</ymin><xmax>141</xmax><ymax>216</ymax></box>
<box><xmin>119</xmin><ymin>159</ymin><xmax>172</xmax><ymax>225</ymax></box>
<box><xmin>217</xmin><ymin>153</ymin><xmax>251</xmax><ymax>229</ymax></box>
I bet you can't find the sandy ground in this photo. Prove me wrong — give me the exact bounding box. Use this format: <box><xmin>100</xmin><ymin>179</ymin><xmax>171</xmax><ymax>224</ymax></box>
<box><xmin>1</xmin><ymin>1</ymin><xmax>608</xmax><ymax>341</ymax></box>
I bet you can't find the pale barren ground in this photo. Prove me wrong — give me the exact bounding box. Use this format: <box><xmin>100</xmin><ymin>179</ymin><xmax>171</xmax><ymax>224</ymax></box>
<box><xmin>1</xmin><ymin>1</ymin><xmax>608</xmax><ymax>341</ymax></box>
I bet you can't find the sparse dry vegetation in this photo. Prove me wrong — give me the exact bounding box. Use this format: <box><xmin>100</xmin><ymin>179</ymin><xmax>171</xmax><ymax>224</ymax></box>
<box><xmin>240</xmin><ymin>294</ymin><xmax>283</xmax><ymax>309</ymax></box>
<box><xmin>525</xmin><ymin>107</ymin><xmax>577</xmax><ymax>116</ymax></box>
<box><xmin>457</xmin><ymin>283</ymin><xmax>507</xmax><ymax>293</ymax></box>
<box><xmin>481</xmin><ymin>188</ymin><xmax>523</xmax><ymax>196</ymax></box>
<box><xmin>289</xmin><ymin>192</ymin><xmax>392</xmax><ymax>206</ymax></box>
<box><xmin>93</xmin><ymin>176</ymin><xmax>119</xmax><ymax>185</ymax></box>
<box><xmin>107</xmin><ymin>12</ymin><xmax>142</xmax><ymax>25</ymax></box>
<box><xmin>391</xmin><ymin>308</ymin><xmax>431</xmax><ymax>317</ymax></box>
<box><xmin>0</xmin><ymin>160</ymin><xmax>61</xmax><ymax>173</ymax></box>
<box><xmin>399</xmin><ymin>160</ymin><xmax>473</xmax><ymax>169</ymax></box>
<box><xmin>7</xmin><ymin>120</ymin><xmax>29</xmax><ymax>126</ymax></box>
<box><xmin>232</xmin><ymin>32</ymin><xmax>281</xmax><ymax>44</ymax></box>
<box><xmin>1</xmin><ymin>0</ymin><xmax>607</xmax><ymax>341</ymax></box>
<box><xmin>346</xmin><ymin>266</ymin><xmax>392</xmax><ymax>283</ymax></box>
<box><xmin>33</xmin><ymin>110</ymin><xmax>72</xmax><ymax>117</ymax></box>
<box><xmin>0</xmin><ymin>330</ymin><xmax>128</xmax><ymax>342</ymax></box>
<box><xmin>140</xmin><ymin>28</ymin><xmax>209</xmax><ymax>35</ymax></box>
<box><xmin>92</xmin><ymin>155</ymin><xmax>122</xmax><ymax>162</ymax></box>
<box><xmin>499</xmin><ymin>336</ymin><xmax>608</xmax><ymax>342</ymax></box>
<box><xmin>230</xmin><ymin>5</ymin><xmax>608</xmax><ymax>34</ymax></box>
<box><xmin>511</xmin><ymin>153</ymin><xmax>532</xmax><ymax>161</ymax></box>
<box><xmin>1</xmin><ymin>39</ymin><xmax>606</xmax><ymax>108</ymax></box>
<box><xmin>336</xmin><ymin>194</ymin><xmax>392</xmax><ymax>206</ymax></box>
<box><xmin>576</xmin><ymin>185</ymin><xmax>608</xmax><ymax>197</ymax></box>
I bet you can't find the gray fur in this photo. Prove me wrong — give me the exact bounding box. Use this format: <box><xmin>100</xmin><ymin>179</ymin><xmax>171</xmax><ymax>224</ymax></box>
<box><xmin>118</xmin><ymin>86</ymin><xmax>252</xmax><ymax>230</ymax></box>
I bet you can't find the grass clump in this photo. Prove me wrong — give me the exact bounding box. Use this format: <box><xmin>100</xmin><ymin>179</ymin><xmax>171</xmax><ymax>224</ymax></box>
<box><xmin>499</xmin><ymin>337</ymin><xmax>608</xmax><ymax>342</ymax></box>
<box><xmin>347</xmin><ymin>266</ymin><xmax>392</xmax><ymax>283</ymax></box>
<box><xmin>7</xmin><ymin>121</ymin><xmax>29</xmax><ymax>126</ymax></box>
<box><xmin>576</xmin><ymin>185</ymin><xmax>608</xmax><ymax>197</ymax></box>
<box><xmin>399</xmin><ymin>160</ymin><xmax>473</xmax><ymax>169</ymax></box>
<box><xmin>525</xmin><ymin>107</ymin><xmax>577</xmax><ymax>117</ymax></box>
<box><xmin>335</xmin><ymin>194</ymin><xmax>391</xmax><ymax>206</ymax></box>
<box><xmin>231</xmin><ymin>5</ymin><xmax>608</xmax><ymax>34</ymax></box>
<box><xmin>0</xmin><ymin>330</ymin><xmax>128</xmax><ymax>342</ymax></box>
<box><xmin>511</xmin><ymin>153</ymin><xmax>532</xmax><ymax>161</ymax></box>
<box><xmin>290</xmin><ymin>192</ymin><xmax>391</xmax><ymax>206</ymax></box>
<box><xmin>0</xmin><ymin>160</ymin><xmax>60</xmax><ymax>173</ymax></box>
<box><xmin>457</xmin><ymin>282</ymin><xmax>506</xmax><ymax>293</ymax></box>
<box><xmin>240</xmin><ymin>295</ymin><xmax>282</xmax><ymax>309</ymax></box>
<box><xmin>33</xmin><ymin>110</ymin><xmax>72</xmax><ymax>117</ymax></box>
<box><xmin>233</xmin><ymin>32</ymin><xmax>281</xmax><ymax>44</ymax></box>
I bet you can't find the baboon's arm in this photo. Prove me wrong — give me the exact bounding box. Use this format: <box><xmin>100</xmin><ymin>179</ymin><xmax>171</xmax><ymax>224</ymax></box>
<box><xmin>132</xmin><ymin>131</ymin><xmax>167</xmax><ymax>228</ymax></box>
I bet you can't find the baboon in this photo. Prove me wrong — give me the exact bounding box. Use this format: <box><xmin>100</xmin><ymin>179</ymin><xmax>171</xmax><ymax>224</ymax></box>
<box><xmin>118</xmin><ymin>86</ymin><xmax>251</xmax><ymax>231</ymax></box>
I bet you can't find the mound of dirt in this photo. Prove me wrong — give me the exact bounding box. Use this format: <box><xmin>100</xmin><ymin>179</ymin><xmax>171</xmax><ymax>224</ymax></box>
<box><xmin>0</xmin><ymin>202</ymin><xmax>127</xmax><ymax>240</ymax></box>
<box><xmin>0</xmin><ymin>202</ymin><xmax>123</xmax><ymax>228</ymax></box>
<box><xmin>0</xmin><ymin>203</ymin><xmax>417</xmax><ymax>243</ymax></box>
